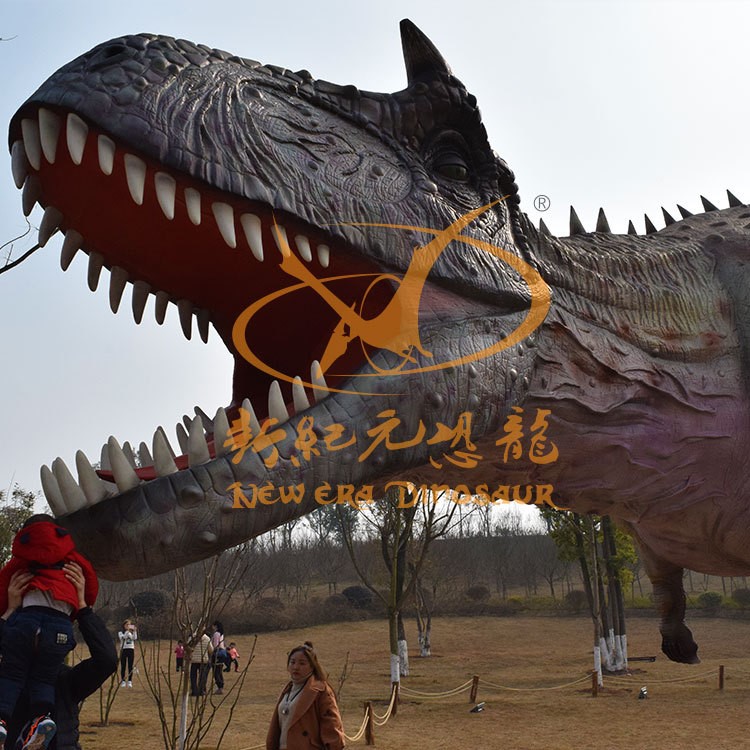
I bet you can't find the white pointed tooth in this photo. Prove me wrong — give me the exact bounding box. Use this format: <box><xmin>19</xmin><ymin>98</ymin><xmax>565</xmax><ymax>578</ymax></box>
<box><xmin>240</xmin><ymin>213</ymin><xmax>264</xmax><ymax>261</ymax></box>
<box><xmin>60</xmin><ymin>230</ymin><xmax>83</xmax><ymax>271</ymax></box>
<box><xmin>153</xmin><ymin>428</ymin><xmax>179</xmax><ymax>476</ymax></box>
<box><xmin>52</xmin><ymin>457</ymin><xmax>87</xmax><ymax>514</ymax></box>
<box><xmin>175</xmin><ymin>422</ymin><xmax>189</xmax><ymax>454</ymax></box>
<box><xmin>99</xmin><ymin>444</ymin><xmax>112</xmax><ymax>471</ymax></box>
<box><xmin>271</xmin><ymin>224</ymin><xmax>291</xmax><ymax>257</ymax></box>
<box><xmin>295</xmin><ymin>235</ymin><xmax>312</xmax><ymax>262</ymax></box>
<box><xmin>109</xmin><ymin>266</ymin><xmax>129</xmax><ymax>313</ymax></box>
<box><xmin>212</xmin><ymin>202</ymin><xmax>237</xmax><ymax>248</ymax></box>
<box><xmin>22</xmin><ymin>174</ymin><xmax>41</xmax><ymax>216</ymax></box>
<box><xmin>177</xmin><ymin>299</ymin><xmax>193</xmax><ymax>339</ymax></box>
<box><xmin>185</xmin><ymin>187</ymin><xmax>201</xmax><ymax>225</ymax></box>
<box><xmin>21</xmin><ymin>118</ymin><xmax>42</xmax><ymax>171</ymax></box>
<box><xmin>97</xmin><ymin>135</ymin><xmax>115</xmax><ymax>175</ymax></box>
<box><xmin>155</xmin><ymin>290</ymin><xmax>170</xmax><ymax>324</ymax></box>
<box><xmin>11</xmin><ymin>141</ymin><xmax>28</xmax><ymax>189</ymax></box>
<box><xmin>317</xmin><ymin>244</ymin><xmax>330</xmax><ymax>268</ymax></box>
<box><xmin>137</xmin><ymin>442</ymin><xmax>154</xmax><ymax>468</ymax></box>
<box><xmin>153</xmin><ymin>427</ymin><xmax>178</xmax><ymax>477</ymax></box>
<box><xmin>154</xmin><ymin>172</ymin><xmax>176</xmax><ymax>220</ymax></box>
<box><xmin>310</xmin><ymin>360</ymin><xmax>329</xmax><ymax>403</ymax></box>
<box><xmin>194</xmin><ymin>406</ymin><xmax>213</xmax><ymax>432</ymax></box>
<box><xmin>39</xmin><ymin>109</ymin><xmax>61</xmax><ymax>164</ymax></box>
<box><xmin>75</xmin><ymin>450</ymin><xmax>110</xmax><ymax>505</ymax></box>
<box><xmin>196</xmin><ymin>308</ymin><xmax>210</xmax><ymax>343</ymax></box>
<box><xmin>41</xmin><ymin>464</ymin><xmax>68</xmax><ymax>517</ymax></box>
<box><xmin>241</xmin><ymin>398</ymin><xmax>262</xmax><ymax>435</ymax></box>
<box><xmin>66</xmin><ymin>113</ymin><xmax>88</xmax><ymax>165</ymax></box>
<box><xmin>108</xmin><ymin>436</ymin><xmax>141</xmax><ymax>492</ymax></box>
<box><xmin>152</xmin><ymin>425</ymin><xmax>176</xmax><ymax>458</ymax></box>
<box><xmin>88</xmin><ymin>252</ymin><xmax>104</xmax><ymax>291</ymax></box>
<box><xmin>188</xmin><ymin>417</ymin><xmax>211</xmax><ymax>466</ymax></box>
<box><xmin>38</xmin><ymin>206</ymin><xmax>63</xmax><ymax>247</ymax></box>
<box><xmin>213</xmin><ymin>407</ymin><xmax>230</xmax><ymax>457</ymax></box>
<box><xmin>124</xmin><ymin>154</ymin><xmax>147</xmax><ymax>205</ymax></box>
<box><xmin>268</xmin><ymin>380</ymin><xmax>289</xmax><ymax>423</ymax></box>
<box><xmin>121</xmin><ymin>441</ymin><xmax>138</xmax><ymax>468</ymax></box>
<box><xmin>292</xmin><ymin>376</ymin><xmax>311</xmax><ymax>412</ymax></box>
<box><xmin>132</xmin><ymin>280</ymin><xmax>151</xmax><ymax>323</ymax></box>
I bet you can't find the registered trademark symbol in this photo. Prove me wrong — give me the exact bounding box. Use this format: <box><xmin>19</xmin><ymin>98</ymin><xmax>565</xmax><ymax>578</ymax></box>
<box><xmin>534</xmin><ymin>195</ymin><xmax>550</xmax><ymax>212</ymax></box>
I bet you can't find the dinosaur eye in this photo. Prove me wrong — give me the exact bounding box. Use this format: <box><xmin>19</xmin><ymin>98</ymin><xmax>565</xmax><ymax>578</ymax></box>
<box><xmin>436</xmin><ymin>162</ymin><xmax>469</xmax><ymax>181</ymax></box>
<box><xmin>430</xmin><ymin>140</ymin><xmax>472</xmax><ymax>182</ymax></box>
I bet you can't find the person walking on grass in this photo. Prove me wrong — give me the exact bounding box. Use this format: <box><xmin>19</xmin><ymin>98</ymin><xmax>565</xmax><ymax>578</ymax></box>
<box><xmin>189</xmin><ymin>631</ymin><xmax>213</xmax><ymax>697</ymax></box>
<box><xmin>266</xmin><ymin>641</ymin><xmax>345</xmax><ymax>750</ymax></box>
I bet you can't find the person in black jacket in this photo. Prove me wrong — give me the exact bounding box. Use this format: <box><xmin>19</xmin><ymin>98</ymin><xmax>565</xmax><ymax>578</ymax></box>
<box><xmin>0</xmin><ymin>563</ymin><xmax>117</xmax><ymax>750</ymax></box>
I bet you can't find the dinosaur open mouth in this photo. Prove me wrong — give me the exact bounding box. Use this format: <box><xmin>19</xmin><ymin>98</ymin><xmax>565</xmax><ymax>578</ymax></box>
<box><xmin>10</xmin><ymin>106</ymin><xmax>401</xmax><ymax>515</ymax></box>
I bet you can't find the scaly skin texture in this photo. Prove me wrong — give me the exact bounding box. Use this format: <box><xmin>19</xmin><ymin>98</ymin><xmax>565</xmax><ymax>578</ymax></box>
<box><xmin>7</xmin><ymin>21</ymin><xmax>750</xmax><ymax>662</ymax></box>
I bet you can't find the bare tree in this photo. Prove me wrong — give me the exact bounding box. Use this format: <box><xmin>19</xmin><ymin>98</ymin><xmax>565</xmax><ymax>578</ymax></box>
<box><xmin>140</xmin><ymin>548</ymin><xmax>256</xmax><ymax>750</ymax></box>
<box><xmin>337</xmin><ymin>486</ymin><xmax>461</xmax><ymax>686</ymax></box>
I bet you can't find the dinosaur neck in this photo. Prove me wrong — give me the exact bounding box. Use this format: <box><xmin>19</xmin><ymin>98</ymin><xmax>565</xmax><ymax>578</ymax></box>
<box><xmin>524</xmin><ymin>221</ymin><xmax>732</xmax><ymax>362</ymax></box>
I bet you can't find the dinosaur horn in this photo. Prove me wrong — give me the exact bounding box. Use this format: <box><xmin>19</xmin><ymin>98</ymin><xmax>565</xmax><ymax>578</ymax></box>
<box><xmin>400</xmin><ymin>19</ymin><xmax>452</xmax><ymax>84</ymax></box>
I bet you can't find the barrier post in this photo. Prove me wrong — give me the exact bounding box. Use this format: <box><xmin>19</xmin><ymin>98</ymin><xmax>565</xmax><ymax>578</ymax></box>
<box><xmin>469</xmin><ymin>675</ymin><xmax>480</xmax><ymax>703</ymax></box>
<box><xmin>391</xmin><ymin>681</ymin><xmax>399</xmax><ymax>716</ymax></box>
<box><xmin>719</xmin><ymin>665</ymin><xmax>725</xmax><ymax>691</ymax></box>
<box><xmin>365</xmin><ymin>701</ymin><xmax>375</xmax><ymax>745</ymax></box>
<box><xmin>591</xmin><ymin>670</ymin><xmax>599</xmax><ymax>697</ymax></box>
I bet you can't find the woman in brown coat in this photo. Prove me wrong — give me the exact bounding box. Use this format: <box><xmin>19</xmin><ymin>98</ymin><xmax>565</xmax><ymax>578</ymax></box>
<box><xmin>266</xmin><ymin>641</ymin><xmax>345</xmax><ymax>750</ymax></box>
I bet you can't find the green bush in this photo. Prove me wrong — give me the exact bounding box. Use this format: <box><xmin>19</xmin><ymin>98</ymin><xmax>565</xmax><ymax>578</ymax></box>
<box><xmin>731</xmin><ymin>588</ymin><xmax>750</xmax><ymax>607</ymax></box>
<box><xmin>342</xmin><ymin>585</ymin><xmax>374</xmax><ymax>608</ymax></box>
<box><xmin>563</xmin><ymin>590</ymin><xmax>589</xmax><ymax>612</ymax></box>
<box><xmin>628</xmin><ymin>596</ymin><xmax>653</xmax><ymax>609</ymax></box>
<box><xmin>697</xmin><ymin>591</ymin><xmax>723</xmax><ymax>611</ymax></box>
<box><xmin>525</xmin><ymin>596</ymin><xmax>558</xmax><ymax>611</ymax></box>
<box><xmin>129</xmin><ymin>590</ymin><xmax>169</xmax><ymax>616</ymax></box>
<box><xmin>465</xmin><ymin>585</ymin><xmax>490</xmax><ymax>603</ymax></box>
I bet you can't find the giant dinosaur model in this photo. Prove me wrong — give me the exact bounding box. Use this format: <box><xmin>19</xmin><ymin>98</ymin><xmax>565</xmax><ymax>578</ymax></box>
<box><xmin>7</xmin><ymin>21</ymin><xmax>750</xmax><ymax>664</ymax></box>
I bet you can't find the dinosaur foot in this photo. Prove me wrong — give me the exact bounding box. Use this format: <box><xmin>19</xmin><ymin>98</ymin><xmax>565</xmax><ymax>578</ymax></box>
<box><xmin>661</xmin><ymin>623</ymin><xmax>700</xmax><ymax>664</ymax></box>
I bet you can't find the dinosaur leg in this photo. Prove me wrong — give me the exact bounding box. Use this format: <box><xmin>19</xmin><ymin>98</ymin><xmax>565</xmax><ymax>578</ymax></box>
<box><xmin>627</xmin><ymin>524</ymin><xmax>700</xmax><ymax>664</ymax></box>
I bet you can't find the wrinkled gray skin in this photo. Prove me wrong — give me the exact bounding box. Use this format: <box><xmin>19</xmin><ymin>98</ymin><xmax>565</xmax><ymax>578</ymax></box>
<box><xmin>9</xmin><ymin>21</ymin><xmax>750</xmax><ymax>663</ymax></box>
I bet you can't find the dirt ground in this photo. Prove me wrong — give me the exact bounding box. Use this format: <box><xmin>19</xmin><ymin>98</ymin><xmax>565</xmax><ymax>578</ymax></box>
<box><xmin>77</xmin><ymin>615</ymin><xmax>750</xmax><ymax>750</ymax></box>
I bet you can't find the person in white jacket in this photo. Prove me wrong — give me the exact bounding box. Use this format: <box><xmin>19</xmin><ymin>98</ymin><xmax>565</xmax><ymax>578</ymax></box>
<box><xmin>117</xmin><ymin>619</ymin><xmax>137</xmax><ymax>687</ymax></box>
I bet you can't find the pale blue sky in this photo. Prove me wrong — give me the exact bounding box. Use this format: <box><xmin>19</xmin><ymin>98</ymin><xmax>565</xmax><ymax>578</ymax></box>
<box><xmin>2</xmin><ymin>0</ymin><xmax>750</xmax><ymax>503</ymax></box>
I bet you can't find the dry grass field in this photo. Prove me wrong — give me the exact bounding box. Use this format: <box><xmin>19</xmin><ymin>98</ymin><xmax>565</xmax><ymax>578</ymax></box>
<box><xmin>76</xmin><ymin>615</ymin><xmax>750</xmax><ymax>750</ymax></box>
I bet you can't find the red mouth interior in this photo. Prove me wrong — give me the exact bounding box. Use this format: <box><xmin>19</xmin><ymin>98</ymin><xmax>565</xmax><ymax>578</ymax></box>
<box><xmin>20</xmin><ymin>106</ymin><xmax>397</xmax><ymax>478</ymax></box>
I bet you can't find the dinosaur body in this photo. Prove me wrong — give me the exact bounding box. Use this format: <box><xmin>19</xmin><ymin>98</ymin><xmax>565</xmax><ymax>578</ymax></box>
<box><xmin>7</xmin><ymin>21</ymin><xmax>750</xmax><ymax>662</ymax></box>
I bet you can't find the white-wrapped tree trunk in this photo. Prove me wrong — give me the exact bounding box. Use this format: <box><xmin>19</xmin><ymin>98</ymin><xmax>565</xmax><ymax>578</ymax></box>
<box><xmin>390</xmin><ymin>652</ymin><xmax>400</xmax><ymax>684</ymax></box>
<box><xmin>398</xmin><ymin>639</ymin><xmax>409</xmax><ymax>676</ymax></box>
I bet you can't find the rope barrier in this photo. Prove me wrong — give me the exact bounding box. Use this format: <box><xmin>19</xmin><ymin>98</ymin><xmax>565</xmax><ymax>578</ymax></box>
<box><xmin>605</xmin><ymin>668</ymin><xmax>719</xmax><ymax>685</ymax></box>
<box><xmin>343</xmin><ymin>709</ymin><xmax>369</xmax><ymax>743</ymax></box>
<box><xmin>399</xmin><ymin>678</ymin><xmax>474</xmax><ymax>699</ymax></box>
<box><xmin>722</xmin><ymin>665</ymin><xmax>750</xmax><ymax>677</ymax></box>
<box><xmin>224</xmin><ymin>661</ymin><xmax>750</xmax><ymax>748</ymax></box>
<box><xmin>372</xmin><ymin>685</ymin><xmax>399</xmax><ymax>725</ymax></box>
<box><xmin>480</xmin><ymin>673</ymin><xmax>592</xmax><ymax>692</ymax></box>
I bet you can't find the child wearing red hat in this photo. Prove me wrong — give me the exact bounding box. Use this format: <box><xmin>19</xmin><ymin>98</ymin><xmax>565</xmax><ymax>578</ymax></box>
<box><xmin>0</xmin><ymin>514</ymin><xmax>98</xmax><ymax>750</ymax></box>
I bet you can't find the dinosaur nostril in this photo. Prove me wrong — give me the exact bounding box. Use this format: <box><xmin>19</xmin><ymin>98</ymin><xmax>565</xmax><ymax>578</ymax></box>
<box><xmin>87</xmin><ymin>43</ymin><xmax>132</xmax><ymax>71</ymax></box>
<box><xmin>103</xmin><ymin>44</ymin><xmax>128</xmax><ymax>58</ymax></box>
